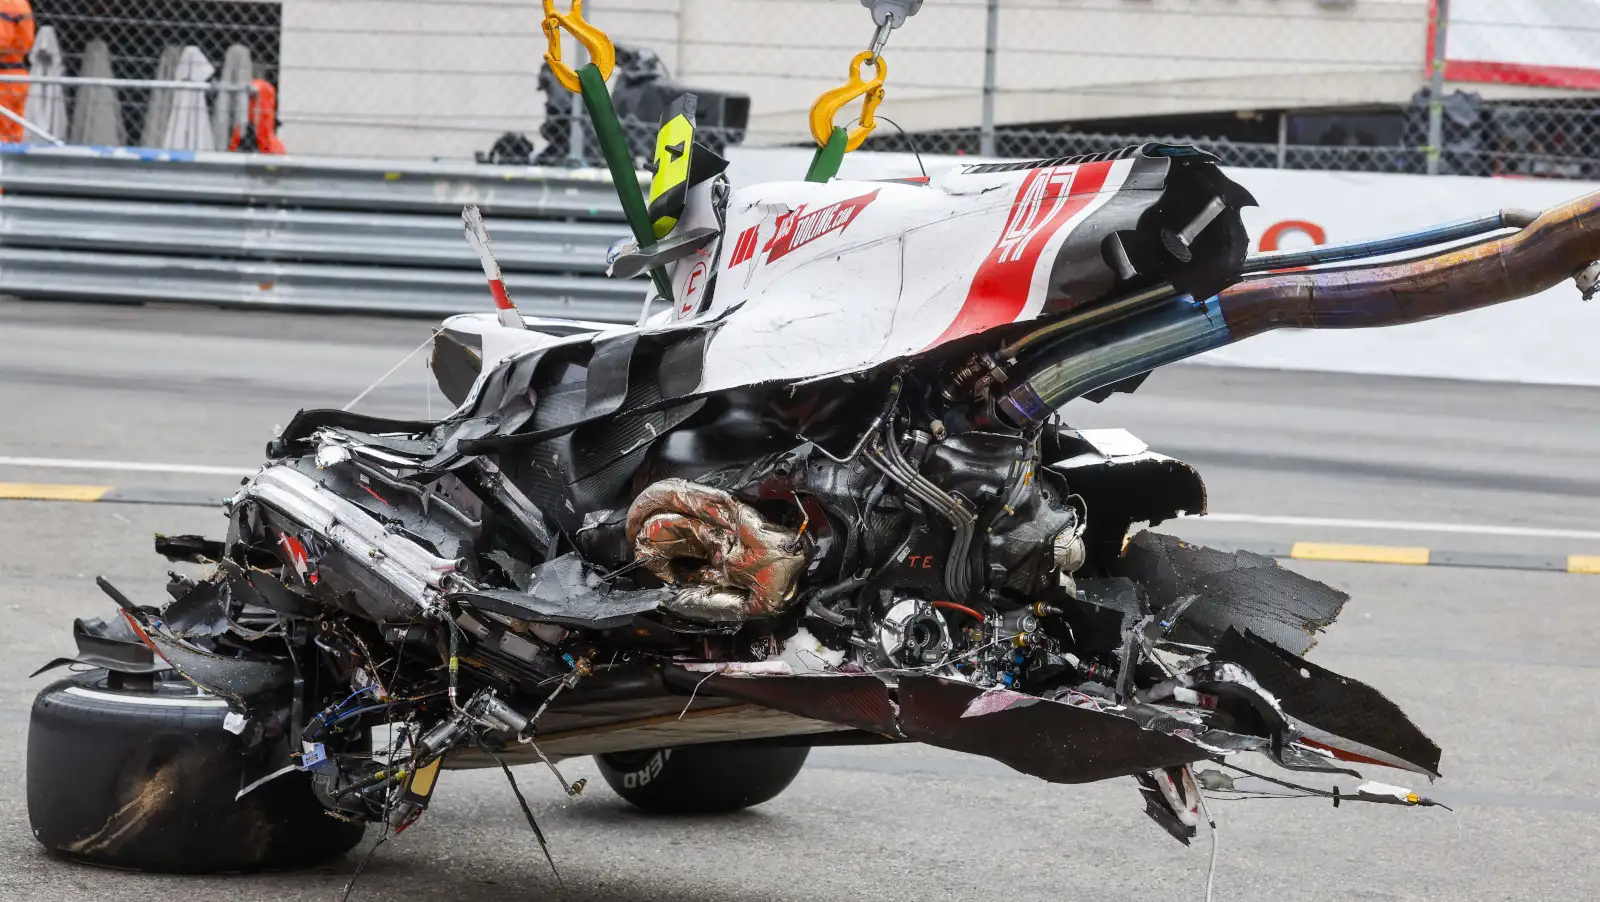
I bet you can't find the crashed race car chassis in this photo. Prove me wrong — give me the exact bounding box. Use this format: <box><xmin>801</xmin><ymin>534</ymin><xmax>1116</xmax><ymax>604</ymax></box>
<box><xmin>27</xmin><ymin>120</ymin><xmax>1600</xmax><ymax>878</ymax></box>
<box><xmin>26</xmin><ymin>397</ymin><xmax>1444</xmax><ymax>873</ymax></box>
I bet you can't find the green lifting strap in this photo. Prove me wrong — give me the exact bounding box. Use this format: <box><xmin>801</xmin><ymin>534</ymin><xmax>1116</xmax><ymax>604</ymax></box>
<box><xmin>806</xmin><ymin>127</ymin><xmax>848</xmax><ymax>183</ymax></box>
<box><xmin>578</xmin><ymin>62</ymin><xmax>675</xmax><ymax>303</ymax></box>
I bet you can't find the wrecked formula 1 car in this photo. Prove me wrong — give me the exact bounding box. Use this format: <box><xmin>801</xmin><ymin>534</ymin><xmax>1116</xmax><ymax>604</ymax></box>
<box><xmin>26</xmin><ymin>5</ymin><xmax>1600</xmax><ymax>880</ymax></box>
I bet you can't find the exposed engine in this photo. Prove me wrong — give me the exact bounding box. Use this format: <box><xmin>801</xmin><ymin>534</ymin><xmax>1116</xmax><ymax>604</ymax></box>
<box><xmin>651</xmin><ymin>387</ymin><xmax>1097</xmax><ymax>692</ymax></box>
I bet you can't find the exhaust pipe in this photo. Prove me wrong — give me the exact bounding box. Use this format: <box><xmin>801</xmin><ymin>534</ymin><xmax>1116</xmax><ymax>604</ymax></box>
<box><xmin>997</xmin><ymin>189</ymin><xmax>1600</xmax><ymax>426</ymax></box>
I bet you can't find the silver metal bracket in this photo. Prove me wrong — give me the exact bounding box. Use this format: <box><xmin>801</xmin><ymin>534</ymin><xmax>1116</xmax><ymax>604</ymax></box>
<box><xmin>861</xmin><ymin>0</ymin><xmax>922</xmax><ymax>57</ymax></box>
<box><xmin>1575</xmin><ymin>261</ymin><xmax>1600</xmax><ymax>301</ymax></box>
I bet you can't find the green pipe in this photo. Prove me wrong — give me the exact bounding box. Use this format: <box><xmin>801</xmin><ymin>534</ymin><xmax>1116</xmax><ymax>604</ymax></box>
<box><xmin>806</xmin><ymin>127</ymin><xmax>848</xmax><ymax>183</ymax></box>
<box><xmin>578</xmin><ymin>63</ymin><xmax>674</xmax><ymax>303</ymax></box>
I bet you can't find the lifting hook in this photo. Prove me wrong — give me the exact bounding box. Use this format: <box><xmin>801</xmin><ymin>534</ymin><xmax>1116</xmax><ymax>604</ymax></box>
<box><xmin>541</xmin><ymin>0</ymin><xmax>616</xmax><ymax>93</ymax></box>
<box><xmin>808</xmin><ymin>50</ymin><xmax>888</xmax><ymax>152</ymax></box>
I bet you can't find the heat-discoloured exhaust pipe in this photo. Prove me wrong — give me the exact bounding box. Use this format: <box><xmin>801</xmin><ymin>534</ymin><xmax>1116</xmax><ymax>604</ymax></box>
<box><xmin>998</xmin><ymin>190</ymin><xmax>1600</xmax><ymax>425</ymax></box>
<box><xmin>1219</xmin><ymin>189</ymin><xmax>1600</xmax><ymax>338</ymax></box>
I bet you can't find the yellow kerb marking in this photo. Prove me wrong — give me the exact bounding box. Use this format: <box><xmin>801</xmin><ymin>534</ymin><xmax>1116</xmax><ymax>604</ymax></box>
<box><xmin>1568</xmin><ymin>555</ymin><xmax>1600</xmax><ymax>575</ymax></box>
<box><xmin>1290</xmin><ymin>542</ymin><xmax>1430</xmax><ymax>566</ymax></box>
<box><xmin>0</xmin><ymin>483</ymin><xmax>111</xmax><ymax>502</ymax></box>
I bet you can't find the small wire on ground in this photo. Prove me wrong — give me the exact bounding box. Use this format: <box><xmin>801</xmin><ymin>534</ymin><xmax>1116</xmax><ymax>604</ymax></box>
<box><xmin>1200</xmin><ymin>784</ymin><xmax>1219</xmax><ymax>902</ymax></box>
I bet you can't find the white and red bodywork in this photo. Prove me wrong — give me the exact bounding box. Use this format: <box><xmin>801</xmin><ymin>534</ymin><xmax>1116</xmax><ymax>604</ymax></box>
<box><xmin>438</xmin><ymin>151</ymin><xmax>1204</xmax><ymax>412</ymax></box>
<box><xmin>679</xmin><ymin>158</ymin><xmax>1136</xmax><ymax>392</ymax></box>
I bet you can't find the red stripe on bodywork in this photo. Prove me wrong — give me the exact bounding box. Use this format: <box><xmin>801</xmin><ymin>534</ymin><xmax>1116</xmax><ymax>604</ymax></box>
<box><xmin>1297</xmin><ymin>738</ymin><xmax>1396</xmax><ymax>769</ymax></box>
<box><xmin>119</xmin><ymin>609</ymin><xmax>167</xmax><ymax>662</ymax></box>
<box><xmin>487</xmin><ymin>279</ymin><xmax>514</xmax><ymax>310</ymax></box>
<box><xmin>730</xmin><ymin>226</ymin><xmax>759</xmax><ymax>266</ymax></box>
<box><xmin>925</xmin><ymin>160</ymin><xmax>1113</xmax><ymax>349</ymax></box>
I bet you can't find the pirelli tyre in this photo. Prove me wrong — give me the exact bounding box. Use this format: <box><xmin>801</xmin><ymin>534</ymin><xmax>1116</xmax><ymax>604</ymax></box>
<box><xmin>27</xmin><ymin>669</ymin><xmax>364</xmax><ymax>873</ymax></box>
<box><xmin>595</xmin><ymin>742</ymin><xmax>810</xmax><ymax>814</ymax></box>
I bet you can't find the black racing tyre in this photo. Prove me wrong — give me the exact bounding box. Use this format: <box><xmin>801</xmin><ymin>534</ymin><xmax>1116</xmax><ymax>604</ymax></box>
<box><xmin>596</xmin><ymin>742</ymin><xmax>810</xmax><ymax>814</ymax></box>
<box><xmin>27</xmin><ymin>669</ymin><xmax>365</xmax><ymax>873</ymax></box>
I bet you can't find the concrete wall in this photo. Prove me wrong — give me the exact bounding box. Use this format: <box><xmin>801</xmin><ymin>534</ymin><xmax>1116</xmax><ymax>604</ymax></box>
<box><xmin>671</xmin><ymin>0</ymin><xmax>1436</xmax><ymax>139</ymax></box>
<box><xmin>272</xmin><ymin>0</ymin><xmax>1448</xmax><ymax>159</ymax></box>
<box><xmin>276</xmin><ymin>0</ymin><xmax>684</xmax><ymax>159</ymax></box>
<box><xmin>273</xmin><ymin>0</ymin><xmax>1587</xmax><ymax>160</ymax></box>
<box><xmin>278</xmin><ymin>0</ymin><xmax>550</xmax><ymax>159</ymax></box>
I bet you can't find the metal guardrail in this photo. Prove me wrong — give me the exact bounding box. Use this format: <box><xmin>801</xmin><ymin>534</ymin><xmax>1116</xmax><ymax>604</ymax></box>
<box><xmin>0</xmin><ymin>248</ymin><xmax>640</xmax><ymax>318</ymax></box>
<box><xmin>0</xmin><ymin>146</ymin><xmax>644</xmax><ymax>318</ymax></box>
<box><xmin>0</xmin><ymin>147</ymin><xmax>640</xmax><ymax>219</ymax></box>
<box><xmin>0</xmin><ymin>196</ymin><xmax>617</xmax><ymax>272</ymax></box>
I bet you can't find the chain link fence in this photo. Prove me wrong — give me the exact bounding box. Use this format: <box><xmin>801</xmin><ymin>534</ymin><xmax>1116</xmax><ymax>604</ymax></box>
<box><xmin>9</xmin><ymin>0</ymin><xmax>1600</xmax><ymax>180</ymax></box>
<box><xmin>23</xmin><ymin>0</ymin><xmax>277</xmax><ymax>147</ymax></box>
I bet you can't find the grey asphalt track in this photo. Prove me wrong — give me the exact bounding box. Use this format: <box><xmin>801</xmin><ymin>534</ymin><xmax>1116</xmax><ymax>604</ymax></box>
<box><xmin>2</xmin><ymin>298</ymin><xmax>1598</xmax><ymax>902</ymax></box>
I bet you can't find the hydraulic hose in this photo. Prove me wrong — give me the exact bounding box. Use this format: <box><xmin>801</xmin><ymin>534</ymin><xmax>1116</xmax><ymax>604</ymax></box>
<box><xmin>1238</xmin><ymin>208</ymin><xmax>1538</xmax><ymax>274</ymax></box>
<box><xmin>804</xmin><ymin>576</ymin><xmax>871</xmax><ymax>627</ymax></box>
<box><xmin>996</xmin><ymin>189</ymin><xmax>1600</xmax><ymax>425</ymax></box>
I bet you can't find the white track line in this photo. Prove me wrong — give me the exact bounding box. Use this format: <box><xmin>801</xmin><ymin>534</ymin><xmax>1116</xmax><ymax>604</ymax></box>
<box><xmin>2</xmin><ymin>455</ymin><xmax>1595</xmax><ymax>541</ymax></box>
<box><xmin>0</xmin><ymin>456</ymin><xmax>255</xmax><ymax>477</ymax></box>
<box><xmin>1195</xmin><ymin>512</ymin><xmax>1600</xmax><ymax>541</ymax></box>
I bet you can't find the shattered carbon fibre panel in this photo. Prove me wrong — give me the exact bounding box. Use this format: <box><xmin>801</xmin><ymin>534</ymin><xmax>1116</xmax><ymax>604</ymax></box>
<box><xmin>896</xmin><ymin>676</ymin><xmax>1208</xmax><ymax>784</ymax></box>
<box><xmin>225</xmin><ymin>561</ymin><xmax>321</xmax><ymax>618</ymax></box>
<box><xmin>1118</xmin><ymin>530</ymin><xmax>1346</xmax><ymax>656</ymax></box>
<box><xmin>430</xmin><ymin>328</ymin><xmax>484</xmax><ymax>407</ymax></box>
<box><xmin>1046</xmin><ymin>428</ymin><xmax>1208</xmax><ymax>549</ymax></box>
<box><xmin>452</xmin><ymin>704</ymin><xmax>850</xmax><ymax>765</ymax></box>
<box><xmin>133</xmin><ymin>622</ymin><xmax>293</xmax><ymax>708</ymax></box>
<box><xmin>1134</xmin><ymin>767</ymin><xmax>1203</xmax><ymax>845</ymax></box>
<box><xmin>450</xmin><ymin>553</ymin><xmax>673</xmax><ymax>630</ymax></box>
<box><xmin>451</xmin><ymin>586</ymin><xmax>667</xmax><ymax>631</ymax></box>
<box><xmin>662</xmin><ymin>669</ymin><xmax>905</xmax><ymax>738</ymax></box>
<box><xmin>30</xmin><ymin>613</ymin><xmax>169</xmax><ymax>677</ymax></box>
<box><xmin>1215</xmin><ymin>629</ymin><xmax>1443</xmax><ymax>777</ymax></box>
<box><xmin>536</xmin><ymin>706</ymin><xmax>842</xmax><ymax>759</ymax></box>
<box><xmin>161</xmin><ymin>578</ymin><xmax>232</xmax><ymax>638</ymax></box>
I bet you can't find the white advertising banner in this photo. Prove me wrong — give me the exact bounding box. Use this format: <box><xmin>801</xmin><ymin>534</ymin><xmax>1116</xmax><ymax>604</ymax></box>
<box><xmin>726</xmin><ymin>147</ymin><xmax>1600</xmax><ymax>386</ymax></box>
<box><xmin>1220</xmin><ymin>169</ymin><xmax>1600</xmax><ymax>386</ymax></box>
<box><xmin>1437</xmin><ymin>0</ymin><xmax>1600</xmax><ymax>90</ymax></box>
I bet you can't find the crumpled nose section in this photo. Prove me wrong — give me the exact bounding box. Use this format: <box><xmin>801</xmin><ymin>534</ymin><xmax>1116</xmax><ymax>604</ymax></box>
<box><xmin>627</xmin><ymin>478</ymin><xmax>809</xmax><ymax>623</ymax></box>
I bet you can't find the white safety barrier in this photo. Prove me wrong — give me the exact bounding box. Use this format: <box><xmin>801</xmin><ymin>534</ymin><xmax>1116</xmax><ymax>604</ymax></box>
<box><xmin>1220</xmin><ymin>170</ymin><xmax>1600</xmax><ymax>387</ymax></box>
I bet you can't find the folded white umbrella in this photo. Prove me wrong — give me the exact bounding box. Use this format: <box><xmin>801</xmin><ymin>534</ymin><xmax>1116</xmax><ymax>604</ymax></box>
<box><xmin>160</xmin><ymin>45</ymin><xmax>214</xmax><ymax>151</ymax></box>
<box><xmin>67</xmin><ymin>39</ymin><xmax>123</xmax><ymax>146</ymax></box>
<box><xmin>139</xmin><ymin>44</ymin><xmax>180</xmax><ymax>148</ymax></box>
<box><xmin>211</xmin><ymin>43</ymin><xmax>252</xmax><ymax>150</ymax></box>
<box><xmin>25</xmin><ymin>25</ymin><xmax>68</xmax><ymax>140</ymax></box>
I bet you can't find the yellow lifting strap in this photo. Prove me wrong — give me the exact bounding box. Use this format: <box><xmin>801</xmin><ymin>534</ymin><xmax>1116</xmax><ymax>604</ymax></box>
<box><xmin>808</xmin><ymin>51</ymin><xmax>887</xmax><ymax>152</ymax></box>
<box><xmin>541</xmin><ymin>0</ymin><xmax>616</xmax><ymax>93</ymax></box>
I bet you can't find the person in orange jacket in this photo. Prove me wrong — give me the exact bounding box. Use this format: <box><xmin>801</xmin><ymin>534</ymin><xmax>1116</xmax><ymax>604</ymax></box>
<box><xmin>229</xmin><ymin>78</ymin><xmax>285</xmax><ymax>154</ymax></box>
<box><xmin>0</xmin><ymin>0</ymin><xmax>33</xmax><ymax>142</ymax></box>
